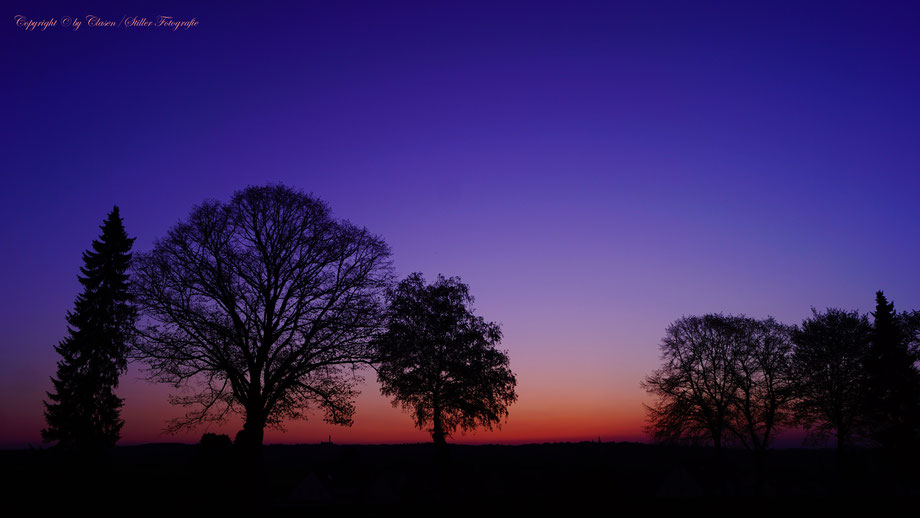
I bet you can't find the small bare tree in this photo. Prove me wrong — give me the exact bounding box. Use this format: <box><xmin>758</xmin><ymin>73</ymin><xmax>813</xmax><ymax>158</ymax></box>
<box><xmin>130</xmin><ymin>185</ymin><xmax>393</xmax><ymax>454</ymax></box>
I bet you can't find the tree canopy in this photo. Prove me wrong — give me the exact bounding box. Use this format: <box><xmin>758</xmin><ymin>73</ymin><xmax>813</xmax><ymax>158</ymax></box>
<box><xmin>643</xmin><ymin>314</ymin><xmax>742</xmax><ymax>452</ymax></box>
<box><xmin>642</xmin><ymin>314</ymin><xmax>795</xmax><ymax>454</ymax></box>
<box><xmin>130</xmin><ymin>185</ymin><xmax>393</xmax><ymax>450</ymax></box>
<box><xmin>791</xmin><ymin>307</ymin><xmax>872</xmax><ymax>450</ymax></box>
<box><xmin>728</xmin><ymin>316</ymin><xmax>796</xmax><ymax>453</ymax></box>
<box><xmin>374</xmin><ymin>273</ymin><xmax>518</xmax><ymax>447</ymax></box>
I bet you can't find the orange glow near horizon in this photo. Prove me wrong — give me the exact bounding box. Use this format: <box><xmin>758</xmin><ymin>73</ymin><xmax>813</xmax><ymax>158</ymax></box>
<box><xmin>0</xmin><ymin>364</ymin><xmax>651</xmax><ymax>447</ymax></box>
<box><xmin>127</xmin><ymin>376</ymin><xmax>648</xmax><ymax>446</ymax></box>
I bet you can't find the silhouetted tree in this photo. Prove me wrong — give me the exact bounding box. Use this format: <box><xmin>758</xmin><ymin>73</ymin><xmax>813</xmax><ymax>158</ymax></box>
<box><xmin>729</xmin><ymin>316</ymin><xmax>796</xmax><ymax>454</ymax></box>
<box><xmin>130</xmin><ymin>185</ymin><xmax>393</xmax><ymax>457</ymax></box>
<box><xmin>643</xmin><ymin>314</ymin><xmax>796</xmax><ymax>456</ymax></box>
<box><xmin>643</xmin><ymin>314</ymin><xmax>743</xmax><ymax>454</ymax></box>
<box><xmin>374</xmin><ymin>273</ymin><xmax>517</xmax><ymax>449</ymax></box>
<box><xmin>42</xmin><ymin>206</ymin><xmax>136</xmax><ymax>450</ymax></box>
<box><xmin>791</xmin><ymin>308</ymin><xmax>871</xmax><ymax>452</ymax></box>
<box><xmin>863</xmin><ymin>291</ymin><xmax>920</xmax><ymax>451</ymax></box>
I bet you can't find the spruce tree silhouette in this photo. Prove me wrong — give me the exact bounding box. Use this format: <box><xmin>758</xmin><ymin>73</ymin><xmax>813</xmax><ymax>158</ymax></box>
<box><xmin>42</xmin><ymin>206</ymin><xmax>136</xmax><ymax>450</ymax></box>
<box><xmin>863</xmin><ymin>291</ymin><xmax>920</xmax><ymax>452</ymax></box>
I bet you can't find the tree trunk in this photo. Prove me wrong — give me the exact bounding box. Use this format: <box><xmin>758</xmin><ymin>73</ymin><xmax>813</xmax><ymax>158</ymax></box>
<box><xmin>753</xmin><ymin>447</ymin><xmax>767</xmax><ymax>494</ymax></box>
<box><xmin>836</xmin><ymin>428</ymin><xmax>845</xmax><ymax>455</ymax></box>
<box><xmin>431</xmin><ymin>395</ymin><xmax>447</xmax><ymax>448</ymax></box>
<box><xmin>710</xmin><ymin>432</ymin><xmax>725</xmax><ymax>496</ymax></box>
<box><xmin>432</xmin><ymin>414</ymin><xmax>447</xmax><ymax>449</ymax></box>
<box><xmin>834</xmin><ymin>427</ymin><xmax>848</xmax><ymax>489</ymax></box>
<box><xmin>430</xmin><ymin>408</ymin><xmax>452</xmax><ymax>501</ymax></box>
<box><xmin>241</xmin><ymin>413</ymin><xmax>265</xmax><ymax>451</ymax></box>
<box><xmin>237</xmin><ymin>405</ymin><xmax>266</xmax><ymax>509</ymax></box>
<box><xmin>239</xmin><ymin>379</ymin><xmax>265</xmax><ymax>458</ymax></box>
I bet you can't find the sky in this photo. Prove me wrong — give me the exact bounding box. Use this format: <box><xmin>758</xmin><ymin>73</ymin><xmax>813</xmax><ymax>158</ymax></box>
<box><xmin>1</xmin><ymin>1</ymin><xmax>919</xmax><ymax>448</ymax></box>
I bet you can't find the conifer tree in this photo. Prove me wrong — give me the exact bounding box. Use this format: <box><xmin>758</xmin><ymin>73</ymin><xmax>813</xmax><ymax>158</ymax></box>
<box><xmin>42</xmin><ymin>206</ymin><xmax>136</xmax><ymax>449</ymax></box>
<box><xmin>864</xmin><ymin>291</ymin><xmax>920</xmax><ymax>451</ymax></box>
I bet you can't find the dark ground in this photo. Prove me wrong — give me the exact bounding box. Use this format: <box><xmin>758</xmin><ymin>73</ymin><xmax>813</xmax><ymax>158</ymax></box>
<box><xmin>2</xmin><ymin>441</ymin><xmax>917</xmax><ymax>514</ymax></box>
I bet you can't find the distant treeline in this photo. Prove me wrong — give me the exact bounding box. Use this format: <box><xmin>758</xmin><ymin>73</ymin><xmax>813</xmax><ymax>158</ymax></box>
<box><xmin>643</xmin><ymin>292</ymin><xmax>920</xmax><ymax>459</ymax></box>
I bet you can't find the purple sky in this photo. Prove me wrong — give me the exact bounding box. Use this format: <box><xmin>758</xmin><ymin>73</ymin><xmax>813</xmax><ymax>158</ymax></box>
<box><xmin>2</xmin><ymin>1</ymin><xmax>919</xmax><ymax>447</ymax></box>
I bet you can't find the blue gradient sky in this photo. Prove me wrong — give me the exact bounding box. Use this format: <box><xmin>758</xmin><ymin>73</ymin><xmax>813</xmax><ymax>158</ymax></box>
<box><xmin>2</xmin><ymin>1</ymin><xmax>919</xmax><ymax>447</ymax></box>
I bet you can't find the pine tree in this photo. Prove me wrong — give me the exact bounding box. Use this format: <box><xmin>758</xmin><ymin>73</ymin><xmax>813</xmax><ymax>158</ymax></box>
<box><xmin>42</xmin><ymin>206</ymin><xmax>136</xmax><ymax>449</ymax></box>
<box><xmin>864</xmin><ymin>291</ymin><xmax>920</xmax><ymax>451</ymax></box>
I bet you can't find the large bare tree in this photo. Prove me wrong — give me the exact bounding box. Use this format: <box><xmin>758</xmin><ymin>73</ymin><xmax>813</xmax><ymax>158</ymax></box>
<box><xmin>729</xmin><ymin>316</ymin><xmax>796</xmax><ymax>454</ymax></box>
<box><xmin>130</xmin><ymin>185</ymin><xmax>393</xmax><ymax>452</ymax></box>
<box><xmin>642</xmin><ymin>314</ymin><xmax>796</xmax><ymax>455</ymax></box>
<box><xmin>642</xmin><ymin>314</ymin><xmax>743</xmax><ymax>454</ymax></box>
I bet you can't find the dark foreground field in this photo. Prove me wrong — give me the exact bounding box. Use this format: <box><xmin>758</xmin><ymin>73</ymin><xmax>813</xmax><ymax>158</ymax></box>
<box><xmin>2</xmin><ymin>441</ymin><xmax>918</xmax><ymax>513</ymax></box>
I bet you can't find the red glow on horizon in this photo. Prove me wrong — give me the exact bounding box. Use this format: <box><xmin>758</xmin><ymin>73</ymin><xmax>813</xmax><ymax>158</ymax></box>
<box><xmin>0</xmin><ymin>365</ymin><xmax>651</xmax><ymax>448</ymax></box>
